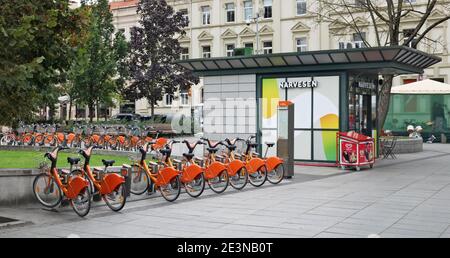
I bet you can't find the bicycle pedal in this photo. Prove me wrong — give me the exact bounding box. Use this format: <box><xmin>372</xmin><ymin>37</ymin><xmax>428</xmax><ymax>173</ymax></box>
<box><xmin>93</xmin><ymin>192</ymin><xmax>102</xmax><ymax>202</ymax></box>
<box><xmin>60</xmin><ymin>199</ymin><xmax>70</xmax><ymax>207</ymax></box>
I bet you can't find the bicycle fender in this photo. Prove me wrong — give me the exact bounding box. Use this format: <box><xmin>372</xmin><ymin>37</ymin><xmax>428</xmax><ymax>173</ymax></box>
<box><xmin>66</xmin><ymin>176</ymin><xmax>89</xmax><ymax>199</ymax></box>
<box><xmin>100</xmin><ymin>173</ymin><xmax>125</xmax><ymax>195</ymax></box>
<box><xmin>266</xmin><ymin>157</ymin><xmax>284</xmax><ymax>172</ymax></box>
<box><xmin>156</xmin><ymin>167</ymin><xmax>179</xmax><ymax>186</ymax></box>
<box><xmin>204</xmin><ymin>162</ymin><xmax>227</xmax><ymax>180</ymax></box>
<box><xmin>66</xmin><ymin>133</ymin><xmax>75</xmax><ymax>143</ymax></box>
<box><xmin>228</xmin><ymin>159</ymin><xmax>245</xmax><ymax>176</ymax></box>
<box><xmin>246</xmin><ymin>158</ymin><xmax>265</xmax><ymax>174</ymax></box>
<box><xmin>181</xmin><ymin>164</ymin><xmax>204</xmax><ymax>183</ymax></box>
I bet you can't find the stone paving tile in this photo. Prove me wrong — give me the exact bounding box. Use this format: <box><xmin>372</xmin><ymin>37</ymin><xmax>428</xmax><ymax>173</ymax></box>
<box><xmin>306</xmin><ymin>206</ymin><xmax>360</xmax><ymax>218</ymax></box>
<box><xmin>381</xmin><ymin>227</ymin><xmax>441</xmax><ymax>238</ymax></box>
<box><xmin>314</xmin><ymin>232</ymin><xmax>361</xmax><ymax>238</ymax></box>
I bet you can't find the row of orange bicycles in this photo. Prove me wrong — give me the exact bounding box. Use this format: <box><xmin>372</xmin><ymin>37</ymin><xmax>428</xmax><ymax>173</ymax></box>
<box><xmin>32</xmin><ymin>134</ymin><xmax>285</xmax><ymax>217</ymax></box>
<box><xmin>1</xmin><ymin>123</ymin><xmax>156</xmax><ymax>151</ymax></box>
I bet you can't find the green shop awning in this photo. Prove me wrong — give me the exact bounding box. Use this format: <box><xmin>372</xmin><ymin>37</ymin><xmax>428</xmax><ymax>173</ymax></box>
<box><xmin>176</xmin><ymin>46</ymin><xmax>441</xmax><ymax>76</ymax></box>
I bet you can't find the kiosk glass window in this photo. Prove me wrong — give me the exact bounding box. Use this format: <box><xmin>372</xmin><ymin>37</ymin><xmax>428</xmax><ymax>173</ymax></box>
<box><xmin>261</xmin><ymin>76</ymin><xmax>340</xmax><ymax>162</ymax></box>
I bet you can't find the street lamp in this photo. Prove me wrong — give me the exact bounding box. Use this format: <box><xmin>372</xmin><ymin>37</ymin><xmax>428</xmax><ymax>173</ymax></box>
<box><xmin>246</xmin><ymin>12</ymin><xmax>261</xmax><ymax>55</ymax></box>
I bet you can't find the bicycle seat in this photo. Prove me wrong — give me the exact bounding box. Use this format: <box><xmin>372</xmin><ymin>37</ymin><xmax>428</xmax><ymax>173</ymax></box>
<box><xmin>183</xmin><ymin>153</ymin><xmax>195</xmax><ymax>160</ymax></box>
<box><xmin>67</xmin><ymin>157</ymin><xmax>80</xmax><ymax>165</ymax></box>
<box><xmin>60</xmin><ymin>169</ymin><xmax>70</xmax><ymax>174</ymax></box>
<box><xmin>160</xmin><ymin>149</ymin><xmax>171</xmax><ymax>156</ymax></box>
<box><xmin>226</xmin><ymin>145</ymin><xmax>237</xmax><ymax>151</ymax></box>
<box><xmin>207</xmin><ymin>147</ymin><xmax>218</xmax><ymax>153</ymax></box>
<box><xmin>249</xmin><ymin>143</ymin><xmax>259</xmax><ymax>148</ymax></box>
<box><xmin>102</xmin><ymin>159</ymin><xmax>115</xmax><ymax>167</ymax></box>
<box><xmin>265</xmin><ymin>142</ymin><xmax>275</xmax><ymax>148</ymax></box>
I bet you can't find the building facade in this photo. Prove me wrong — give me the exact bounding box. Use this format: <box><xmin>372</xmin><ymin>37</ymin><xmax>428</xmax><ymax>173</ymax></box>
<box><xmin>109</xmin><ymin>0</ymin><xmax>450</xmax><ymax>117</ymax></box>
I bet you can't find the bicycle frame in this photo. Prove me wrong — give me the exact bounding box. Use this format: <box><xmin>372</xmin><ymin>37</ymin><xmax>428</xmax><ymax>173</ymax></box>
<box><xmin>79</xmin><ymin>146</ymin><xmax>125</xmax><ymax>195</ymax></box>
<box><xmin>45</xmin><ymin>147</ymin><xmax>89</xmax><ymax>199</ymax></box>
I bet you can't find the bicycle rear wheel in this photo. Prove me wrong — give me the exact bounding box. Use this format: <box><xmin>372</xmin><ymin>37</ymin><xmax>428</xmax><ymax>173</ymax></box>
<box><xmin>130</xmin><ymin>164</ymin><xmax>150</xmax><ymax>195</ymax></box>
<box><xmin>249</xmin><ymin>165</ymin><xmax>268</xmax><ymax>187</ymax></box>
<box><xmin>71</xmin><ymin>187</ymin><xmax>91</xmax><ymax>217</ymax></box>
<box><xmin>184</xmin><ymin>173</ymin><xmax>205</xmax><ymax>198</ymax></box>
<box><xmin>267</xmin><ymin>163</ymin><xmax>285</xmax><ymax>184</ymax></box>
<box><xmin>33</xmin><ymin>173</ymin><xmax>62</xmax><ymax>208</ymax></box>
<box><xmin>159</xmin><ymin>176</ymin><xmax>181</xmax><ymax>202</ymax></box>
<box><xmin>104</xmin><ymin>182</ymin><xmax>127</xmax><ymax>212</ymax></box>
<box><xmin>208</xmin><ymin>170</ymin><xmax>229</xmax><ymax>193</ymax></box>
<box><xmin>229</xmin><ymin>166</ymin><xmax>248</xmax><ymax>190</ymax></box>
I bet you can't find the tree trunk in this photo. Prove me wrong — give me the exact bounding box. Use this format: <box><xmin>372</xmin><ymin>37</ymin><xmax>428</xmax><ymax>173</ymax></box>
<box><xmin>89</xmin><ymin>103</ymin><xmax>94</xmax><ymax>123</ymax></box>
<box><xmin>150</xmin><ymin>97</ymin><xmax>155</xmax><ymax>117</ymax></box>
<box><xmin>96</xmin><ymin>99</ymin><xmax>99</xmax><ymax>122</ymax></box>
<box><xmin>68</xmin><ymin>99</ymin><xmax>72</xmax><ymax>121</ymax></box>
<box><xmin>377</xmin><ymin>75</ymin><xmax>394</xmax><ymax>134</ymax></box>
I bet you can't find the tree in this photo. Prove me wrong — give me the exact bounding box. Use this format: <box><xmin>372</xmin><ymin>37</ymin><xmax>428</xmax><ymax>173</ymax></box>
<box><xmin>70</xmin><ymin>0</ymin><xmax>128</xmax><ymax>122</ymax></box>
<box><xmin>317</xmin><ymin>0</ymin><xmax>450</xmax><ymax>131</ymax></box>
<box><xmin>126</xmin><ymin>0</ymin><xmax>199</xmax><ymax>116</ymax></box>
<box><xmin>0</xmin><ymin>0</ymin><xmax>84</xmax><ymax>127</ymax></box>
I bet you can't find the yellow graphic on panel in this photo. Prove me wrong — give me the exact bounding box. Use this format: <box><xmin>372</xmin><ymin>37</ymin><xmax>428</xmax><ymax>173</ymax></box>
<box><xmin>320</xmin><ymin>114</ymin><xmax>339</xmax><ymax>161</ymax></box>
<box><xmin>262</xmin><ymin>79</ymin><xmax>280</xmax><ymax>119</ymax></box>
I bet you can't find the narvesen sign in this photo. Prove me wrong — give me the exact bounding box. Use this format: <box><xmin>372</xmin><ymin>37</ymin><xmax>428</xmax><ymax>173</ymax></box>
<box><xmin>279</xmin><ymin>80</ymin><xmax>319</xmax><ymax>89</ymax></box>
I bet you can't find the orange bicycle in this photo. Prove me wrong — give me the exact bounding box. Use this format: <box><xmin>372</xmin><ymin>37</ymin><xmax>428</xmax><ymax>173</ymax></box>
<box><xmin>32</xmin><ymin>146</ymin><xmax>91</xmax><ymax>217</ymax></box>
<box><xmin>170</xmin><ymin>140</ymin><xmax>206</xmax><ymax>198</ymax></box>
<box><xmin>232</xmin><ymin>136</ymin><xmax>268</xmax><ymax>187</ymax></box>
<box><xmin>69</xmin><ymin>146</ymin><xmax>128</xmax><ymax>212</ymax></box>
<box><xmin>216</xmin><ymin>140</ymin><xmax>249</xmax><ymax>190</ymax></box>
<box><xmin>129</xmin><ymin>140</ymin><xmax>181</xmax><ymax>202</ymax></box>
<box><xmin>200</xmin><ymin>137</ymin><xmax>229</xmax><ymax>193</ymax></box>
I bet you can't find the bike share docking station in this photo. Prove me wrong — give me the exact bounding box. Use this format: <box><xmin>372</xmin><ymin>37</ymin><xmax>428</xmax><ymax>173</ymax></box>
<box><xmin>277</xmin><ymin>101</ymin><xmax>294</xmax><ymax>178</ymax></box>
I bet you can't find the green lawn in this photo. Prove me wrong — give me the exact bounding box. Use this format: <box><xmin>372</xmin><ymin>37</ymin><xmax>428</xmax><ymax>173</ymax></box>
<box><xmin>0</xmin><ymin>150</ymin><xmax>135</xmax><ymax>169</ymax></box>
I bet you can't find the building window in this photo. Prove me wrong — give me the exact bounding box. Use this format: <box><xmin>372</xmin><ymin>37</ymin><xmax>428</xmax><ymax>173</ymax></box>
<box><xmin>353</xmin><ymin>32</ymin><xmax>366</xmax><ymax>48</ymax></box>
<box><xmin>296</xmin><ymin>37</ymin><xmax>308</xmax><ymax>52</ymax></box>
<box><xmin>180</xmin><ymin>92</ymin><xmax>189</xmax><ymax>106</ymax></box>
<box><xmin>164</xmin><ymin>94</ymin><xmax>174</xmax><ymax>106</ymax></box>
<box><xmin>201</xmin><ymin>6</ymin><xmax>210</xmax><ymax>25</ymax></box>
<box><xmin>244</xmin><ymin>42</ymin><xmax>254</xmax><ymax>53</ymax></box>
<box><xmin>403</xmin><ymin>28</ymin><xmax>418</xmax><ymax>48</ymax></box>
<box><xmin>263</xmin><ymin>0</ymin><xmax>272</xmax><ymax>19</ymax></box>
<box><xmin>297</xmin><ymin>0</ymin><xmax>306</xmax><ymax>15</ymax></box>
<box><xmin>226</xmin><ymin>44</ymin><xmax>235</xmax><ymax>57</ymax></box>
<box><xmin>226</xmin><ymin>3</ymin><xmax>235</xmax><ymax>22</ymax></box>
<box><xmin>244</xmin><ymin>1</ymin><xmax>253</xmax><ymax>21</ymax></box>
<box><xmin>180</xmin><ymin>47</ymin><xmax>189</xmax><ymax>60</ymax></box>
<box><xmin>202</xmin><ymin>45</ymin><xmax>211</xmax><ymax>58</ymax></box>
<box><xmin>179</xmin><ymin>9</ymin><xmax>189</xmax><ymax>25</ymax></box>
<box><xmin>263</xmin><ymin>41</ymin><xmax>272</xmax><ymax>54</ymax></box>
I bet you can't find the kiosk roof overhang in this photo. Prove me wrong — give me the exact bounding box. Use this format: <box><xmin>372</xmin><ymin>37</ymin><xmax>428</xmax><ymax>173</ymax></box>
<box><xmin>176</xmin><ymin>46</ymin><xmax>441</xmax><ymax>76</ymax></box>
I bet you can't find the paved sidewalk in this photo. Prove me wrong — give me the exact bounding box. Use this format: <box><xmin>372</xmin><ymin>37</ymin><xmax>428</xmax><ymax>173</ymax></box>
<box><xmin>2</xmin><ymin>144</ymin><xmax>450</xmax><ymax>238</ymax></box>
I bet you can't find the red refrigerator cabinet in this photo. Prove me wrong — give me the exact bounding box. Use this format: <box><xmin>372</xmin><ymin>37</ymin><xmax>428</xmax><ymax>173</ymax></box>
<box><xmin>336</xmin><ymin>131</ymin><xmax>375</xmax><ymax>171</ymax></box>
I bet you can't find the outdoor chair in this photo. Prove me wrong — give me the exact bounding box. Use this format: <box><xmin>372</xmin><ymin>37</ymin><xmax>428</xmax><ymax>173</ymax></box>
<box><xmin>382</xmin><ymin>137</ymin><xmax>397</xmax><ymax>159</ymax></box>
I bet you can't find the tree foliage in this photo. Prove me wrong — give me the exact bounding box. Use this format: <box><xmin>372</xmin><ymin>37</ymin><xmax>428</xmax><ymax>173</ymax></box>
<box><xmin>0</xmin><ymin>0</ymin><xmax>84</xmax><ymax>127</ymax></box>
<box><xmin>126</xmin><ymin>0</ymin><xmax>199</xmax><ymax>116</ymax></box>
<box><xmin>69</xmin><ymin>0</ymin><xmax>129</xmax><ymax>122</ymax></box>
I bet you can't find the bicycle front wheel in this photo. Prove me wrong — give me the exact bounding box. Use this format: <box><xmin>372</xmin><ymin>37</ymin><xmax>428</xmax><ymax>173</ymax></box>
<box><xmin>71</xmin><ymin>187</ymin><xmax>91</xmax><ymax>217</ymax></box>
<box><xmin>267</xmin><ymin>163</ymin><xmax>285</xmax><ymax>184</ymax></box>
<box><xmin>159</xmin><ymin>176</ymin><xmax>181</xmax><ymax>202</ymax></box>
<box><xmin>104</xmin><ymin>182</ymin><xmax>127</xmax><ymax>212</ymax></box>
<box><xmin>33</xmin><ymin>173</ymin><xmax>62</xmax><ymax>208</ymax></box>
<box><xmin>229</xmin><ymin>166</ymin><xmax>248</xmax><ymax>190</ymax></box>
<box><xmin>184</xmin><ymin>173</ymin><xmax>205</xmax><ymax>198</ymax></box>
<box><xmin>249</xmin><ymin>165</ymin><xmax>268</xmax><ymax>187</ymax></box>
<box><xmin>208</xmin><ymin>170</ymin><xmax>229</xmax><ymax>194</ymax></box>
<box><xmin>130</xmin><ymin>164</ymin><xmax>150</xmax><ymax>195</ymax></box>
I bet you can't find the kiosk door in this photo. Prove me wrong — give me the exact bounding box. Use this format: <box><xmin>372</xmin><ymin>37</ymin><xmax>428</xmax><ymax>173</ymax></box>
<box><xmin>349</xmin><ymin>94</ymin><xmax>372</xmax><ymax>136</ymax></box>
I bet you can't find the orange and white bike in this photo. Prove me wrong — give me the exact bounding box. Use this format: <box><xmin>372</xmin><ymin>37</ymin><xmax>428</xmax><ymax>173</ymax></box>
<box><xmin>200</xmin><ymin>137</ymin><xmax>229</xmax><ymax>193</ymax></box>
<box><xmin>129</xmin><ymin>140</ymin><xmax>181</xmax><ymax>202</ymax></box>
<box><xmin>69</xmin><ymin>146</ymin><xmax>128</xmax><ymax>212</ymax></box>
<box><xmin>32</xmin><ymin>146</ymin><xmax>91</xmax><ymax>217</ymax></box>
